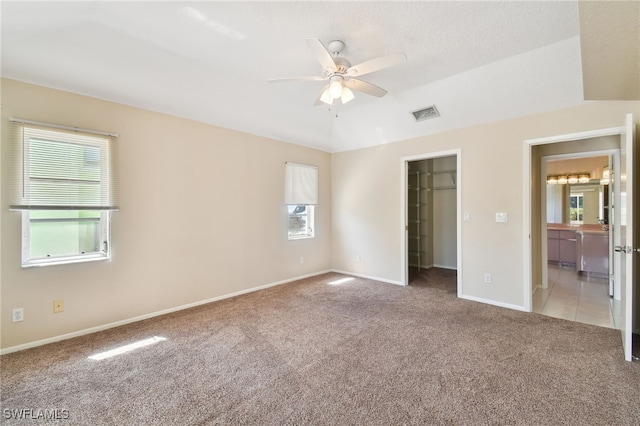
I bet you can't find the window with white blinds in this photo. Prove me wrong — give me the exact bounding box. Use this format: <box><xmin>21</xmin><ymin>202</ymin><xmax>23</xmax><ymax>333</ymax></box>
<box><xmin>285</xmin><ymin>162</ymin><xmax>317</xmax><ymax>240</ymax></box>
<box><xmin>9</xmin><ymin>122</ymin><xmax>118</xmax><ymax>211</ymax></box>
<box><xmin>285</xmin><ymin>162</ymin><xmax>318</xmax><ymax>206</ymax></box>
<box><xmin>8</xmin><ymin>119</ymin><xmax>118</xmax><ymax>267</ymax></box>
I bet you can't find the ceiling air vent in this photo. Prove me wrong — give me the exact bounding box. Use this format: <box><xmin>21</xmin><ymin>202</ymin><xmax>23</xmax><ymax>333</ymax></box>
<box><xmin>411</xmin><ymin>105</ymin><xmax>440</xmax><ymax>122</ymax></box>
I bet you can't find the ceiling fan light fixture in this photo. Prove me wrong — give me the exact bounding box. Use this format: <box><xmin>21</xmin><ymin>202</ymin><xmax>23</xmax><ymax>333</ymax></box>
<box><xmin>329</xmin><ymin>79</ymin><xmax>343</xmax><ymax>99</ymax></box>
<box><xmin>320</xmin><ymin>88</ymin><xmax>334</xmax><ymax>105</ymax></box>
<box><xmin>340</xmin><ymin>87</ymin><xmax>354</xmax><ymax>104</ymax></box>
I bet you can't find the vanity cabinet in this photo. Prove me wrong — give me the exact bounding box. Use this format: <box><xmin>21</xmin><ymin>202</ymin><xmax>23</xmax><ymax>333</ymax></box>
<box><xmin>548</xmin><ymin>229</ymin><xmax>577</xmax><ymax>267</ymax></box>
<box><xmin>577</xmin><ymin>231</ymin><xmax>609</xmax><ymax>277</ymax></box>
<box><xmin>547</xmin><ymin>230</ymin><xmax>560</xmax><ymax>263</ymax></box>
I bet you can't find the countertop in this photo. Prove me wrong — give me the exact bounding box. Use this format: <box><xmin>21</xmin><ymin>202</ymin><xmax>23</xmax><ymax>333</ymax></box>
<box><xmin>547</xmin><ymin>223</ymin><xmax>608</xmax><ymax>235</ymax></box>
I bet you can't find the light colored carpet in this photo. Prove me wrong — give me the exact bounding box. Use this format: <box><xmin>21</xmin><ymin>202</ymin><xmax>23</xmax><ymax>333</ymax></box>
<box><xmin>2</xmin><ymin>269</ymin><xmax>639</xmax><ymax>425</ymax></box>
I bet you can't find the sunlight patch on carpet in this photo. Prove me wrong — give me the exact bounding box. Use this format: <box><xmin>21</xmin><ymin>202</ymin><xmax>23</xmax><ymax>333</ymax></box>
<box><xmin>328</xmin><ymin>277</ymin><xmax>354</xmax><ymax>286</ymax></box>
<box><xmin>88</xmin><ymin>336</ymin><xmax>167</xmax><ymax>361</ymax></box>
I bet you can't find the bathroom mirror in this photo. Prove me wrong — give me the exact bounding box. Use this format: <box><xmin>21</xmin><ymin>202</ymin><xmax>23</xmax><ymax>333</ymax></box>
<box><xmin>546</xmin><ymin>182</ymin><xmax>608</xmax><ymax>225</ymax></box>
<box><xmin>545</xmin><ymin>155</ymin><xmax>610</xmax><ymax>225</ymax></box>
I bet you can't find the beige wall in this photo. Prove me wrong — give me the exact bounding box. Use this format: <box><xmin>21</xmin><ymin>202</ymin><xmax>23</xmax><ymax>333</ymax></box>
<box><xmin>3</xmin><ymin>78</ymin><xmax>639</xmax><ymax>351</ymax></box>
<box><xmin>1</xmin><ymin>79</ymin><xmax>332</xmax><ymax>350</ymax></box>
<box><xmin>332</xmin><ymin>101</ymin><xmax>640</xmax><ymax>309</ymax></box>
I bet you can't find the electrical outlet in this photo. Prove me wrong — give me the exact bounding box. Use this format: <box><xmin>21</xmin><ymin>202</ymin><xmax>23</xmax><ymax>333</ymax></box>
<box><xmin>356</xmin><ymin>255</ymin><xmax>361</xmax><ymax>262</ymax></box>
<box><xmin>12</xmin><ymin>308</ymin><xmax>24</xmax><ymax>322</ymax></box>
<box><xmin>54</xmin><ymin>299</ymin><xmax>64</xmax><ymax>313</ymax></box>
<box><xmin>463</xmin><ymin>212</ymin><xmax>470</xmax><ymax>222</ymax></box>
<box><xmin>299</xmin><ymin>257</ymin><xmax>304</xmax><ymax>264</ymax></box>
<box><xmin>484</xmin><ymin>273</ymin><xmax>492</xmax><ymax>284</ymax></box>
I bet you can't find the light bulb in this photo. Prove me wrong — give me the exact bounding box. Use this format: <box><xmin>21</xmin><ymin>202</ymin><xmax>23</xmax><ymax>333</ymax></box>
<box><xmin>341</xmin><ymin>87</ymin><xmax>354</xmax><ymax>104</ymax></box>
<box><xmin>320</xmin><ymin>88</ymin><xmax>333</xmax><ymax>105</ymax></box>
<box><xmin>329</xmin><ymin>80</ymin><xmax>343</xmax><ymax>99</ymax></box>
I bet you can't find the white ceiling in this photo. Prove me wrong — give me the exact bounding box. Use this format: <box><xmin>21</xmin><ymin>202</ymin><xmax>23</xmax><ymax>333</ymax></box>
<box><xmin>1</xmin><ymin>1</ymin><xmax>587</xmax><ymax>152</ymax></box>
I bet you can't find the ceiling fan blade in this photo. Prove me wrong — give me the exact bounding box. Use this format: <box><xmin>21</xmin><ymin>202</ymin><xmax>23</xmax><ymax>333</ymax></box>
<box><xmin>346</xmin><ymin>52</ymin><xmax>406</xmax><ymax>77</ymax></box>
<box><xmin>344</xmin><ymin>79</ymin><xmax>388</xmax><ymax>98</ymax></box>
<box><xmin>267</xmin><ymin>76</ymin><xmax>327</xmax><ymax>83</ymax></box>
<box><xmin>305</xmin><ymin>38</ymin><xmax>336</xmax><ymax>73</ymax></box>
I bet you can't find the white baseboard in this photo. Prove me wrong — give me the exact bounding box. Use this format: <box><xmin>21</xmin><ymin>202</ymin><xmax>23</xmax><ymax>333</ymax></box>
<box><xmin>331</xmin><ymin>269</ymin><xmax>403</xmax><ymax>286</ymax></box>
<box><xmin>432</xmin><ymin>264</ymin><xmax>457</xmax><ymax>270</ymax></box>
<box><xmin>0</xmin><ymin>270</ymin><xmax>332</xmax><ymax>355</ymax></box>
<box><xmin>459</xmin><ymin>294</ymin><xmax>528</xmax><ymax>312</ymax></box>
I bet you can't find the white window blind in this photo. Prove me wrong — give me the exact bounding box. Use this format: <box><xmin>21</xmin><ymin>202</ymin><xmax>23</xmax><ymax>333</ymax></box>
<box><xmin>285</xmin><ymin>162</ymin><xmax>318</xmax><ymax>205</ymax></box>
<box><xmin>8</xmin><ymin>119</ymin><xmax>119</xmax><ymax>211</ymax></box>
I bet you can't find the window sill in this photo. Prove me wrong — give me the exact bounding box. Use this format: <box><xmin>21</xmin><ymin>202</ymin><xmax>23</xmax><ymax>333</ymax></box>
<box><xmin>22</xmin><ymin>254</ymin><xmax>109</xmax><ymax>268</ymax></box>
<box><xmin>288</xmin><ymin>235</ymin><xmax>315</xmax><ymax>241</ymax></box>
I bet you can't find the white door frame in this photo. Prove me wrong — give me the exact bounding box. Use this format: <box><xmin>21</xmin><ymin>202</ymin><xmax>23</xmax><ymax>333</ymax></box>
<box><xmin>400</xmin><ymin>149</ymin><xmax>462</xmax><ymax>296</ymax></box>
<box><xmin>523</xmin><ymin>126</ymin><xmax>625</xmax><ymax>312</ymax></box>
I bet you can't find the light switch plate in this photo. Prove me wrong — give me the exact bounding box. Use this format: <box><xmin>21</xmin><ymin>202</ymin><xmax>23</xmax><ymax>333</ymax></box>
<box><xmin>496</xmin><ymin>212</ymin><xmax>508</xmax><ymax>223</ymax></box>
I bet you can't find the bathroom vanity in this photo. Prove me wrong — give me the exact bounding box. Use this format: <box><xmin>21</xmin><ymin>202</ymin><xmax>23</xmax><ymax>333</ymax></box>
<box><xmin>547</xmin><ymin>224</ymin><xmax>609</xmax><ymax>277</ymax></box>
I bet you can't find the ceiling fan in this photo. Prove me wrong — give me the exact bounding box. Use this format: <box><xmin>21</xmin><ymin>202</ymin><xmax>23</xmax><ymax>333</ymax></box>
<box><xmin>268</xmin><ymin>39</ymin><xmax>406</xmax><ymax>106</ymax></box>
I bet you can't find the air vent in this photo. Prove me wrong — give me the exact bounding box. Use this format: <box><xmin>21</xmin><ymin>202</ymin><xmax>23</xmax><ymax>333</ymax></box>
<box><xmin>411</xmin><ymin>105</ymin><xmax>440</xmax><ymax>122</ymax></box>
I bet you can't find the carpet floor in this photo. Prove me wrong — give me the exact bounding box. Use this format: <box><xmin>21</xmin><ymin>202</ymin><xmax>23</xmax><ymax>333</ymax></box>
<box><xmin>2</xmin><ymin>269</ymin><xmax>639</xmax><ymax>425</ymax></box>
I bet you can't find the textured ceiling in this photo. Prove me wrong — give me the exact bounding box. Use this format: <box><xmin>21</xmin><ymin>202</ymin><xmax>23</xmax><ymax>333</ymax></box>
<box><xmin>2</xmin><ymin>1</ymin><xmax>589</xmax><ymax>152</ymax></box>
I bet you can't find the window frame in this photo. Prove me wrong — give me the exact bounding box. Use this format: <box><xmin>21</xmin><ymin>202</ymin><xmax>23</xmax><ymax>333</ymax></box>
<box><xmin>21</xmin><ymin>210</ymin><xmax>111</xmax><ymax>268</ymax></box>
<box><xmin>287</xmin><ymin>205</ymin><xmax>315</xmax><ymax>240</ymax></box>
<box><xmin>569</xmin><ymin>192</ymin><xmax>584</xmax><ymax>224</ymax></box>
<box><xmin>9</xmin><ymin>119</ymin><xmax>118</xmax><ymax>268</ymax></box>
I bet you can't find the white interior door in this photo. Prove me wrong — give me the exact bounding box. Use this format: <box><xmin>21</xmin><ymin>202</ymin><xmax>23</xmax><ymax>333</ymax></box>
<box><xmin>616</xmin><ymin>113</ymin><xmax>636</xmax><ymax>362</ymax></box>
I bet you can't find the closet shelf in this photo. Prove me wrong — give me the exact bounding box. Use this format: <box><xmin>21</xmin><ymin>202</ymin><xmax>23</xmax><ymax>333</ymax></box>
<box><xmin>411</xmin><ymin>186</ymin><xmax>457</xmax><ymax>191</ymax></box>
<box><xmin>428</xmin><ymin>186</ymin><xmax>456</xmax><ymax>191</ymax></box>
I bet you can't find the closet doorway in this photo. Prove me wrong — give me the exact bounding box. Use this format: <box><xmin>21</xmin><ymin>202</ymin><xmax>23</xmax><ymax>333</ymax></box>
<box><xmin>401</xmin><ymin>151</ymin><xmax>461</xmax><ymax>292</ymax></box>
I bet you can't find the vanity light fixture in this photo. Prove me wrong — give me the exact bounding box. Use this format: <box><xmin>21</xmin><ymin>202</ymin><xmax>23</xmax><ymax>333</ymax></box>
<box><xmin>547</xmin><ymin>173</ymin><xmax>590</xmax><ymax>185</ymax></box>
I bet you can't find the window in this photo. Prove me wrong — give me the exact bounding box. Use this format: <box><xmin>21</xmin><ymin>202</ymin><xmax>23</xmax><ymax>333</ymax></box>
<box><xmin>570</xmin><ymin>193</ymin><xmax>584</xmax><ymax>224</ymax></box>
<box><xmin>288</xmin><ymin>205</ymin><xmax>314</xmax><ymax>239</ymax></box>
<box><xmin>9</xmin><ymin>120</ymin><xmax>118</xmax><ymax>267</ymax></box>
<box><xmin>285</xmin><ymin>162</ymin><xmax>317</xmax><ymax>240</ymax></box>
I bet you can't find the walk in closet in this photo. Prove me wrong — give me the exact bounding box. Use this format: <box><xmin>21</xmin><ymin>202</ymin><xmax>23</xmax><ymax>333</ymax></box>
<box><xmin>407</xmin><ymin>156</ymin><xmax>457</xmax><ymax>279</ymax></box>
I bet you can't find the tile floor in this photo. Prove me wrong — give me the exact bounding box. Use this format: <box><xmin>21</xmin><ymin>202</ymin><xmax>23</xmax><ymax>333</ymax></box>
<box><xmin>533</xmin><ymin>264</ymin><xmax>622</xmax><ymax>329</ymax></box>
